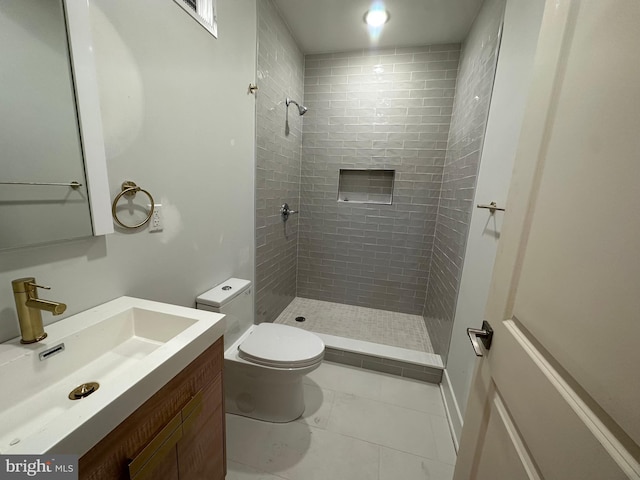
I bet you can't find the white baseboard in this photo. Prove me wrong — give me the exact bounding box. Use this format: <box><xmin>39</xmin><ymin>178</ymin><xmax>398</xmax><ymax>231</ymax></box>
<box><xmin>440</xmin><ymin>369</ymin><xmax>464</xmax><ymax>451</ymax></box>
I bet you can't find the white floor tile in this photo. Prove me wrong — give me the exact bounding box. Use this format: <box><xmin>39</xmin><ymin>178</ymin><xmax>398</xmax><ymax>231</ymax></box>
<box><xmin>304</xmin><ymin>362</ymin><xmax>382</xmax><ymax>399</ymax></box>
<box><xmin>430</xmin><ymin>414</ymin><xmax>457</xmax><ymax>465</ymax></box>
<box><xmin>226</xmin><ymin>414</ymin><xmax>273</xmax><ymax>467</ymax></box>
<box><xmin>306</xmin><ymin>362</ymin><xmax>447</xmax><ymax>416</ymax></box>
<box><xmin>227</xmin><ymin>461</ymin><xmax>288</xmax><ymax>480</ymax></box>
<box><xmin>227</xmin><ymin>414</ymin><xmax>380</xmax><ymax>480</ymax></box>
<box><xmin>296</xmin><ymin>383</ymin><xmax>335</xmax><ymax>429</ymax></box>
<box><xmin>266</xmin><ymin>426</ymin><xmax>380</xmax><ymax>480</ymax></box>
<box><xmin>379</xmin><ymin>447</ymin><xmax>454</xmax><ymax>480</ymax></box>
<box><xmin>226</xmin><ymin>363</ymin><xmax>458</xmax><ymax>480</ymax></box>
<box><xmin>326</xmin><ymin>392</ymin><xmax>439</xmax><ymax>460</ymax></box>
<box><xmin>377</xmin><ymin>374</ymin><xmax>446</xmax><ymax>416</ymax></box>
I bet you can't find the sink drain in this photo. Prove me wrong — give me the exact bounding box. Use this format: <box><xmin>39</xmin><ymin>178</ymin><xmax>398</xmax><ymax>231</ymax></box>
<box><xmin>295</xmin><ymin>316</ymin><xmax>306</xmax><ymax>322</ymax></box>
<box><xmin>69</xmin><ymin>382</ymin><xmax>100</xmax><ymax>400</ymax></box>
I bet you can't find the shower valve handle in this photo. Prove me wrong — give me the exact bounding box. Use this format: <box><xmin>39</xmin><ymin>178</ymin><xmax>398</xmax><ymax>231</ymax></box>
<box><xmin>281</xmin><ymin>203</ymin><xmax>298</xmax><ymax>220</ymax></box>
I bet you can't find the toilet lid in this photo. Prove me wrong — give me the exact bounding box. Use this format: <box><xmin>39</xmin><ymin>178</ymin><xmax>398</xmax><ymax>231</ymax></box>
<box><xmin>238</xmin><ymin>323</ymin><xmax>325</xmax><ymax>368</ymax></box>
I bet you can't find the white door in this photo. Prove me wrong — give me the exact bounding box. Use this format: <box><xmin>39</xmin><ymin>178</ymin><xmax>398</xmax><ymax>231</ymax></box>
<box><xmin>454</xmin><ymin>1</ymin><xmax>640</xmax><ymax>479</ymax></box>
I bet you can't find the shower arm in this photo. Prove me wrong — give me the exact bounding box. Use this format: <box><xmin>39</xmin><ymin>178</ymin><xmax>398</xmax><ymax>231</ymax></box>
<box><xmin>285</xmin><ymin>97</ymin><xmax>307</xmax><ymax>116</ymax></box>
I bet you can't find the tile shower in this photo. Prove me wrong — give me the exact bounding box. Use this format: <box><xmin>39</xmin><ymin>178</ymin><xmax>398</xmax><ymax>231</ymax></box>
<box><xmin>255</xmin><ymin>0</ymin><xmax>304</xmax><ymax>325</ymax></box>
<box><xmin>255</xmin><ymin>0</ymin><xmax>503</xmax><ymax>369</ymax></box>
<box><xmin>298</xmin><ymin>46</ymin><xmax>460</xmax><ymax>315</ymax></box>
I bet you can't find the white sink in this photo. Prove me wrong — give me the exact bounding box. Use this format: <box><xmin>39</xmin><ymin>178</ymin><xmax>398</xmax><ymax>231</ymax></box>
<box><xmin>0</xmin><ymin>296</ymin><xmax>225</xmax><ymax>455</ymax></box>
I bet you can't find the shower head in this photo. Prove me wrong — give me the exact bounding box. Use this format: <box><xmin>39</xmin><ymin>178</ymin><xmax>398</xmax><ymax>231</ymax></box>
<box><xmin>286</xmin><ymin>97</ymin><xmax>308</xmax><ymax>116</ymax></box>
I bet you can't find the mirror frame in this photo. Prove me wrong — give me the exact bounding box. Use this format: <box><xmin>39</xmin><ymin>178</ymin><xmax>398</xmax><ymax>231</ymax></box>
<box><xmin>64</xmin><ymin>0</ymin><xmax>113</xmax><ymax>236</ymax></box>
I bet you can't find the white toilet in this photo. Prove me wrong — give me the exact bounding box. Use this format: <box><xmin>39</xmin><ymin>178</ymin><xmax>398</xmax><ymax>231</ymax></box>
<box><xmin>196</xmin><ymin>278</ymin><xmax>324</xmax><ymax>423</ymax></box>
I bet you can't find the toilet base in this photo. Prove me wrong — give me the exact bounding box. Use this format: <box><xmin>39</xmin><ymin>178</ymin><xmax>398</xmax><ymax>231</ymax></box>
<box><xmin>224</xmin><ymin>357</ymin><xmax>320</xmax><ymax>423</ymax></box>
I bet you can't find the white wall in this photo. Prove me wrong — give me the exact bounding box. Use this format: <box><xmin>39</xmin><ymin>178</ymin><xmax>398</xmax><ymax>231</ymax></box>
<box><xmin>442</xmin><ymin>0</ymin><xmax>545</xmax><ymax>445</ymax></box>
<box><xmin>0</xmin><ymin>0</ymin><xmax>257</xmax><ymax>343</ymax></box>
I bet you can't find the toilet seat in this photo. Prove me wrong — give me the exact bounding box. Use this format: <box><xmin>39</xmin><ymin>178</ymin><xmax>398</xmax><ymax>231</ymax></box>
<box><xmin>238</xmin><ymin>323</ymin><xmax>324</xmax><ymax>368</ymax></box>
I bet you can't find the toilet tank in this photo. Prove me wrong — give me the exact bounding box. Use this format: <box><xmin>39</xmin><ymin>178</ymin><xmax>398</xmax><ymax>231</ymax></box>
<box><xmin>196</xmin><ymin>278</ymin><xmax>253</xmax><ymax>349</ymax></box>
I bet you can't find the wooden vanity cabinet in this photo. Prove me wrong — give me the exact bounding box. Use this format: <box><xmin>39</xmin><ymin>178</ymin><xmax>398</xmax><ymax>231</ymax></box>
<box><xmin>79</xmin><ymin>337</ymin><xmax>225</xmax><ymax>480</ymax></box>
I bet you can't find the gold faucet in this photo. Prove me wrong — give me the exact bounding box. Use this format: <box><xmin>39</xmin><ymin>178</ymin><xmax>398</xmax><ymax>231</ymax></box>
<box><xmin>11</xmin><ymin>277</ymin><xmax>67</xmax><ymax>344</ymax></box>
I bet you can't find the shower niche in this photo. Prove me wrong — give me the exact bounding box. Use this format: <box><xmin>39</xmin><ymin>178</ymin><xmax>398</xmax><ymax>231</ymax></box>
<box><xmin>337</xmin><ymin>169</ymin><xmax>395</xmax><ymax>204</ymax></box>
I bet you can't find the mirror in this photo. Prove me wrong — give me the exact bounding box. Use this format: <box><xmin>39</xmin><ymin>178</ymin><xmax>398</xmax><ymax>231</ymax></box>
<box><xmin>0</xmin><ymin>0</ymin><xmax>112</xmax><ymax>250</ymax></box>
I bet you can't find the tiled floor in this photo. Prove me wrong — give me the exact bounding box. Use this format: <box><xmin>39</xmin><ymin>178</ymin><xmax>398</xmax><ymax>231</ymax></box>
<box><xmin>226</xmin><ymin>361</ymin><xmax>456</xmax><ymax>480</ymax></box>
<box><xmin>275</xmin><ymin>297</ymin><xmax>434</xmax><ymax>353</ymax></box>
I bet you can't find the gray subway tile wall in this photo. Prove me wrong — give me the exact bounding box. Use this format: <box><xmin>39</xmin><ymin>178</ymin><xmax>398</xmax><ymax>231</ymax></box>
<box><xmin>255</xmin><ymin>0</ymin><xmax>304</xmax><ymax>324</ymax></box>
<box><xmin>423</xmin><ymin>0</ymin><xmax>506</xmax><ymax>357</ymax></box>
<box><xmin>298</xmin><ymin>46</ymin><xmax>461</xmax><ymax>315</ymax></box>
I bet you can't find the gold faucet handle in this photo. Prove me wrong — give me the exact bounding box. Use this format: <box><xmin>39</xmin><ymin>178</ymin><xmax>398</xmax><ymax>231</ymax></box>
<box><xmin>26</xmin><ymin>282</ymin><xmax>51</xmax><ymax>290</ymax></box>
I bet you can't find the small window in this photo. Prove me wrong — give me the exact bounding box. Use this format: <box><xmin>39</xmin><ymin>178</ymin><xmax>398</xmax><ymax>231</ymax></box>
<box><xmin>337</xmin><ymin>169</ymin><xmax>395</xmax><ymax>205</ymax></box>
<box><xmin>174</xmin><ymin>0</ymin><xmax>218</xmax><ymax>38</ymax></box>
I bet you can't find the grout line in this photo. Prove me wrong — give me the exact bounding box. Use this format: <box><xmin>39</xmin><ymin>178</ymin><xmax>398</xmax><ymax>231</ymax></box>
<box><xmin>378</xmin><ymin>444</ymin><xmax>459</xmax><ymax>467</ymax></box>
<box><xmin>331</xmin><ymin>386</ymin><xmax>448</xmax><ymax>418</ymax></box>
<box><xmin>323</xmin><ymin>388</ymin><xmax>337</xmax><ymax>431</ymax></box>
<box><xmin>307</xmin><ymin>371</ymin><xmax>446</xmax><ymax>417</ymax></box>
<box><xmin>320</xmin><ymin>426</ymin><xmax>443</xmax><ymax>465</ymax></box>
<box><xmin>227</xmin><ymin>459</ymin><xmax>289</xmax><ymax>480</ymax></box>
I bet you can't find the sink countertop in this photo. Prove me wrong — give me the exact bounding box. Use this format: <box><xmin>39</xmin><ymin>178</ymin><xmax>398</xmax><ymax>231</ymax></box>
<box><xmin>0</xmin><ymin>296</ymin><xmax>225</xmax><ymax>456</ymax></box>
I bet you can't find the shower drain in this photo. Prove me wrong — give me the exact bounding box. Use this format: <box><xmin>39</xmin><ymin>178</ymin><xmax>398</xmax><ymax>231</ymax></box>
<box><xmin>295</xmin><ymin>316</ymin><xmax>306</xmax><ymax>322</ymax></box>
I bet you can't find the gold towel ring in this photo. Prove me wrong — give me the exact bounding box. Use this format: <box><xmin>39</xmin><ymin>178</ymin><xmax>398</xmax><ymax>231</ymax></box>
<box><xmin>111</xmin><ymin>181</ymin><xmax>155</xmax><ymax>229</ymax></box>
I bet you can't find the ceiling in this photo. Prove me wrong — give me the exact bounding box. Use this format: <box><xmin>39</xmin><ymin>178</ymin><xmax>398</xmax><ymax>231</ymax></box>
<box><xmin>271</xmin><ymin>0</ymin><xmax>485</xmax><ymax>54</ymax></box>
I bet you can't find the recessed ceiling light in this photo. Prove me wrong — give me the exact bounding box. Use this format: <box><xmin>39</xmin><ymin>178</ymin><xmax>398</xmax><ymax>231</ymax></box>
<box><xmin>364</xmin><ymin>8</ymin><xmax>389</xmax><ymax>27</ymax></box>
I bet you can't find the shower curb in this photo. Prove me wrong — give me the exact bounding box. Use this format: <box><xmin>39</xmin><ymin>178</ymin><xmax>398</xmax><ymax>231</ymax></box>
<box><xmin>316</xmin><ymin>333</ymin><xmax>444</xmax><ymax>384</ymax></box>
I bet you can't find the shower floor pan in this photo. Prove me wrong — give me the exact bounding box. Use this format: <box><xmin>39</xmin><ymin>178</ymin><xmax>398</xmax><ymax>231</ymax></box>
<box><xmin>274</xmin><ymin>298</ymin><xmax>443</xmax><ymax>384</ymax></box>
